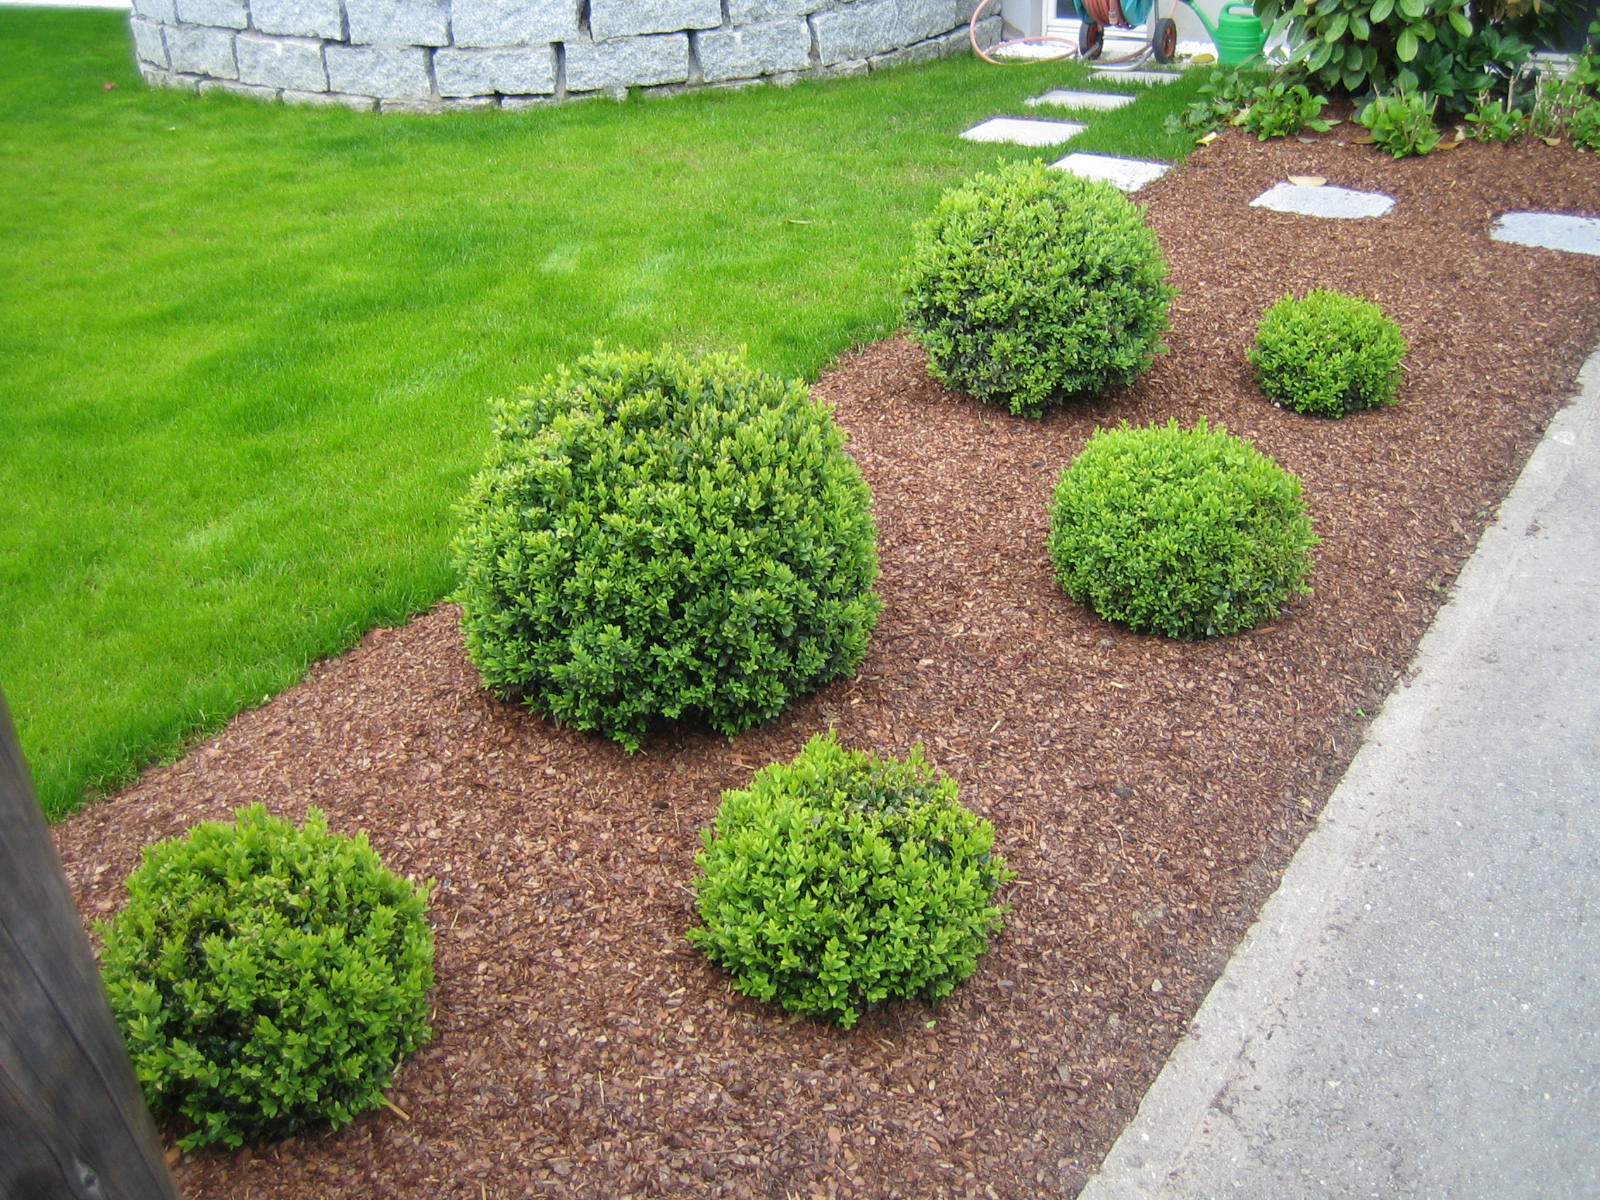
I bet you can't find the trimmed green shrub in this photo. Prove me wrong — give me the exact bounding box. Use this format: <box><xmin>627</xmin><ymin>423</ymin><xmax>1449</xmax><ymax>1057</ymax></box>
<box><xmin>1250</xmin><ymin>289</ymin><xmax>1408</xmax><ymax>416</ymax></box>
<box><xmin>1048</xmin><ymin>419</ymin><xmax>1318</xmax><ymax>639</ymax></box>
<box><xmin>688</xmin><ymin>733</ymin><xmax>1013</xmax><ymax>1029</ymax></box>
<box><xmin>98</xmin><ymin>805</ymin><xmax>434</xmax><ymax>1150</ymax></box>
<box><xmin>901</xmin><ymin>159</ymin><xmax>1176</xmax><ymax>418</ymax></box>
<box><xmin>453</xmin><ymin>346</ymin><xmax>881</xmax><ymax>751</ymax></box>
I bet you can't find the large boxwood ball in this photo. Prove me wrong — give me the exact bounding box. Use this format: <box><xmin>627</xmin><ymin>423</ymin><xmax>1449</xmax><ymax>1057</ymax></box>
<box><xmin>901</xmin><ymin>159</ymin><xmax>1177</xmax><ymax>417</ymax></box>
<box><xmin>452</xmin><ymin>346</ymin><xmax>881</xmax><ymax>751</ymax></box>
<box><xmin>688</xmin><ymin>733</ymin><xmax>1013</xmax><ymax>1029</ymax></box>
<box><xmin>98</xmin><ymin>805</ymin><xmax>434</xmax><ymax>1150</ymax></box>
<box><xmin>1048</xmin><ymin>419</ymin><xmax>1318</xmax><ymax>639</ymax></box>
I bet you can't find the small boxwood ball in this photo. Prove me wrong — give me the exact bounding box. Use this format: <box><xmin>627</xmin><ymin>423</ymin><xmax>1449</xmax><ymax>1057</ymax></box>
<box><xmin>1249</xmin><ymin>288</ymin><xmax>1407</xmax><ymax>417</ymax></box>
<box><xmin>1048</xmin><ymin>419</ymin><xmax>1318</xmax><ymax>639</ymax></box>
<box><xmin>98</xmin><ymin>805</ymin><xmax>434</xmax><ymax>1150</ymax></box>
<box><xmin>689</xmin><ymin>732</ymin><xmax>1013</xmax><ymax>1029</ymax></box>
<box><xmin>901</xmin><ymin>158</ymin><xmax>1177</xmax><ymax>417</ymax></box>
<box><xmin>452</xmin><ymin>346</ymin><xmax>881</xmax><ymax>751</ymax></box>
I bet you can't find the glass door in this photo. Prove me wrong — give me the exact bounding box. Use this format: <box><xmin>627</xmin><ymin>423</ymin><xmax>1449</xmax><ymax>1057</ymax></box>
<box><xmin>1048</xmin><ymin>0</ymin><xmax>1081</xmax><ymax>32</ymax></box>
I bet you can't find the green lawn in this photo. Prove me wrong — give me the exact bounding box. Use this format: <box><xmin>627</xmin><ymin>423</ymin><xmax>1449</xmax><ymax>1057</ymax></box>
<box><xmin>0</xmin><ymin>9</ymin><xmax>1206</xmax><ymax>819</ymax></box>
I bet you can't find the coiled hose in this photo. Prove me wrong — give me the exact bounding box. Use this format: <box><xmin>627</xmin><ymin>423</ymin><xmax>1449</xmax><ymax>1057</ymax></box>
<box><xmin>967</xmin><ymin>0</ymin><xmax>1172</xmax><ymax>66</ymax></box>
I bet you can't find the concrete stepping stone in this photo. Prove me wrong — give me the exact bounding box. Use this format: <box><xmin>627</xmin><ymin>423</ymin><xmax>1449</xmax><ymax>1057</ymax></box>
<box><xmin>1027</xmin><ymin>89</ymin><xmax>1136</xmax><ymax>111</ymax></box>
<box><xmin>1091</xmin><ymin>68</ymin><xmax>1181</xmax><ymax>85</ymax></box>
<box><xmin>1491</xmin><ymin>212</ymin><xmax>1600</xmax><ymax>257</ymax></box>
<box><xmin>1251</xmin><ymin>181</ymin><xmax>1395</xmax><ymax>219</ymax></box>
<box><xmin>961</xmin><ymin>116</ymin><xmax>1086</xmax><ymax>147</ymax></box>
<box><xmin>1050</xmin><ymin>152</ymin><xmax>1170</xmax><ymax>192</ymax></box>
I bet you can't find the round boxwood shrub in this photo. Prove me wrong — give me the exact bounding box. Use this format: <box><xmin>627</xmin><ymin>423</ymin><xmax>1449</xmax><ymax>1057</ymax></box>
<box><xmin>688</xmin><ymin>732</ymin><xmax>1013</xmax><ymax>1029</ymax></box>
<box><xmin>1047</xmin><ymin>419</ymin><xmax>1318</xmax><ymax>639</ymax></box>
<box><xmin>98</xmin><ymin>804</ymin><xmax>434</xmax><ymax>1150</ymax></box>
<box><xmin>453</xmin><ymin>345</ymin><xmax>881</xmax><ymax>751</ymax></box>
<box><xmin>901</xmin><ymin>159</ymin><xmax>1177</xmax><ymax>417</ymax></box>
<box><xmin>1249</xmin><ymin>288</ymin><xmax>1408</xmax><ymax>417</ymax></box>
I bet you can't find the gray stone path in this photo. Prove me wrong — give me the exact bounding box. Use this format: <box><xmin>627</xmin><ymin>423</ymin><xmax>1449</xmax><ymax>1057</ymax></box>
<box><xmin>1026</xmin><ymin>89</ymin><xmax>1136</xmax><ymax>111</ymax></box>
<box><xmin>1250</xmin><ymin>180</ymin><xmax>1397</xmax><ymax>218</ymax></box>
<box><xmin>1051</xmin><ymin>151</ymin><xmax>1171</xmax><ymax>190</ymax></box>
<box><xmin>1492</xmin><ymin>211</ymin><xmax>1600</xmax><ymax>257</ymax></box>
<box><xmin>961</xmin><ymin>116</ymin><xmax>1086</xmax><ymax>146</ymax></box>
<box><xmin>1093</xmin><ymin>67</ymin><xmax>1182</xmax><ymax>84</ymax></box>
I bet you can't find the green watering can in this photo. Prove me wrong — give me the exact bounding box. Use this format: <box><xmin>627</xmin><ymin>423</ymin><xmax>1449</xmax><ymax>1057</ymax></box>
<box><xmin>1184</xmin><ymin>0</ymin><xmax>1266</xmax><ymax>65</ymax></box>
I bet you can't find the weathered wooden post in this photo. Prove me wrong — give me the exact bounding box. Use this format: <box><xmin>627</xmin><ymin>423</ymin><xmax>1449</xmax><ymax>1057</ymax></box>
<box><xmin>0</xmin><ymin>686</ymin><xmax>182</xmax><ymax>1200</ymax></box>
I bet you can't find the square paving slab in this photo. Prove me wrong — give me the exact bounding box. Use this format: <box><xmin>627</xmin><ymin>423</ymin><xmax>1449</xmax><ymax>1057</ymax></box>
<box><xmin>1251</xmin><ymin>181</ymin><xmax>1396</xmax><ymax>218</ymax></box>
<box><xmin>1491</xmin><ymin>212</ymin><xmax>1600</xmax><ymax>257</ymax></box>
<box><xmin>960</xmin><ymin>117</ymin><xmax>1087</xmax><ymax>146</ymax></box>
<box><xmin>1050</xmin><ymin>152</ymin><xmax>1170</xmax><ymax>192</ymax></box>
<box><xmin>1091</xmin><ymin>68</ymin><xmax>1181</xmax><ymax>85</ymax></box>
<box><xmin>1026</xmin><ymin>89</ymin><xmax>1136</xmax><ymax>111</ymax></box>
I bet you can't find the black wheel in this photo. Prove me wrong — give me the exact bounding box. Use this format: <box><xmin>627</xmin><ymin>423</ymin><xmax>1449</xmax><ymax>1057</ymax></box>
<box><xmin>1152</xmin><ymin>16</ymin><xmax>1178</xmax><ymax>62</ymax></box>
<box><xmin>1079</xmin><ymin>20</ymin><xmax>1105</xmax><ymax>59</ymax></box>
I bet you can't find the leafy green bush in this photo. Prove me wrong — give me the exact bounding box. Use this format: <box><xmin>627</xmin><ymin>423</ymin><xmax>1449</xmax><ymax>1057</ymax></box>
<box><xmin>1253</xmin><ymin>0</ymin><xmax>1530</xmax><ymax>112</ymax></box>
<box><xmin>1243</xmin><ymin>80</ymin><xmax>1336</xmax><ymax>138</ymax></box>
<box><xmin>1577</xmin><ymin>19</ymin><xmax>1600</xmax><ymax>89</ymax></box>
<box><xmin>901</xmin><ymin>159</ymin><xmax>1176</xmax><ymax>418</ymax></box>
<box><xmin>1533</xmin><ymin>25</ymin><xmax>1600</xmax><ymax>149</ymax></box>
<box><xmin>1530</xmin><ymin>72</ymin><xmax>1589</xmax><ymax>137</ymax></box>
<box><xmin>453</xmin><ymin>346</ymin><xmax>880</xmax><ymax>751</ymax></box>
<box><xmin>688</xmin><ymin>733</ymin><xmax>1013</xmax><ymax>1029</ymax></box>
<box><xmin>1357</xmin><ymin>88</ymin><xmax>1443</xmax><ymax>155</ymax></box>
<box><xmin>1164</xmin><ymin>71</ymin><xmax>1332</xmax><ymax>140</ymax></box>
<box><xmin>1253</xmin><ymin>0</ymin><xmax>1469</xmax><ymax>93</ymax></box>
<box><xmin>99</xmin><ymin>805</ymin><xmax>434</xmax><ymax>1150</ymax></box>
<box><xmin>1481</xmin><ymin>0</ymin><xmax>1592</xmax><ymax>47</ymax></box>
<box><xmin>1047</xmin><ymin>420</ymin><xmax>1318</xmax><ymax>639</ymax></box>
<box><xmin>1250</xmin><ymin>289</ymin><xmax>1408</xmax><ymax>416</ymax></box>
<box><xmin>1164</xmin><ymin>67</ymin><xmax>1266</xmax><ymax>137</ymax></box>
<box><xmin>1403</xmin><ymin>23</ymin><xmax>1533</xmax><ymax>114</ymax></box>
<box><xmin>1464</xmin><ymin>87</ymin><xmax>1529</xmax><ymax>140</ymax></box>
<box><xmin>1570</xmin><ymin>95</ymin><xmax>1600</xmax><ymax>149</ymax></box>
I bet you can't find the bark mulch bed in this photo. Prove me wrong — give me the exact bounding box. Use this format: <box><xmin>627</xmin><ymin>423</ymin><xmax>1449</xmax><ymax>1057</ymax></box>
<box><xmin>53</xmin><ymin>124</ymin><xmax>1600</xmax><ymax>1199</ymax></box>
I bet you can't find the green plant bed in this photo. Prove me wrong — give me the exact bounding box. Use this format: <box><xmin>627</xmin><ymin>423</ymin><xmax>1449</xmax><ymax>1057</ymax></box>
<box><xmin>1047</xmin><ymin>419</ymin><xmax>1319</xmax><ymax>639</ymax></box>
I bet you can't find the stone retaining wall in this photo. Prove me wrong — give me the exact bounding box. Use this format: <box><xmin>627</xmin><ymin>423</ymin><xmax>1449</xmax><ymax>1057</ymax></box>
<box><xmin>129</xmin><ymin>0</ymin><xmax>1003</xmax><ymax>111</ymax></box>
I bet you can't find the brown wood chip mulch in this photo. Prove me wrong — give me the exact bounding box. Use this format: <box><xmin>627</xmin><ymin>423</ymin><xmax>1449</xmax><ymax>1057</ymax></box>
<box><xmin>51</xmin><ymin>125</ymin><xmax>1600</xmax><ymax>1199</ymax></box>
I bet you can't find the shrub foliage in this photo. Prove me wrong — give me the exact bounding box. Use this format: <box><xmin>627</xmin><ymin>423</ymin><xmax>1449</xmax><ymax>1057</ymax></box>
<box><xmin>99</xmin><ymin>805</ymin><xmax>434</xmax><ymax>1150</ymax></box>
<box><xmin>1250</xmin><ymin>288</ymin><xmax>1408</xmax><ymax>415</ymax></box>
<box><xmin>1252</xmin><ymin>0</ymin><xmax>1531</xmax><ymax>113</ymax></box>
<box><xmin>453</xmin><ymin>346</ymin><xmax>881</xmax><ymax>751</ymax></box>
<box><xmin>689</xmin><ymin>733</ymin><xmax>1013</xmax><ymax>1029</ymax></box>
<box><xmin>1048</xmin><ymin>420</ymin><xmax>1318</xmax><ymax>639</ymax></box>
<box><xmin>901</xmin><ymin>159</ymin><xmax>1176</xmax><ymax>417</ymax></box>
